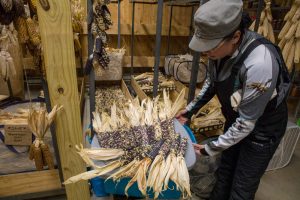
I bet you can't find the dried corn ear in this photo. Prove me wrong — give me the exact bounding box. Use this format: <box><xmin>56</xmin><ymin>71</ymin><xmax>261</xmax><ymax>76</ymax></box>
<box><xmin>26</xmin><ymin>17</ymin><xmax>40</xmax><ymax>46</ymax></box>
<box><xmin>33</xmin><ymin>146</ymin><xmax>44</xmax><ymax>170</ymax></box>
<box><xmin>14</xmin><ymin>17</ymin><xmax>29</xmax><ymax>44</ymax></box>
<box><xmin>295</xmin><ymin>39</ymin><xmax>300</xmax><ymax>63</ymax></box>
<box><xmin>41</xmin><ymin>143</ymin><xmax>55</xmax><ymax>169</ymax></box>
<box><xmin>29</xmin><ymin>143</ymin><xmax>35</xmax><ymax>160</ymax></box>
<box><xmin>28</xmin><ymin>0</ymin><xmax>37</xmax><ymax>14</ymax></box>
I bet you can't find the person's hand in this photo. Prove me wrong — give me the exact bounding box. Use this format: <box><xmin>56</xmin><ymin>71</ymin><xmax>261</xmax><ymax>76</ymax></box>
<box><xmin>176</xmin><ymin>109</ymin><xmax>188</xmax><ymax>125</ymax></box>
<box><xmin>193</xmin><ymin>143</ymin><xmax>205</xmax><ymax>156</ymax></box>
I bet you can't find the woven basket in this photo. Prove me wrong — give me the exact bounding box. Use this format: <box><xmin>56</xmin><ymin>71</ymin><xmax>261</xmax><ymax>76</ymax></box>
<box><xmin>95</xmin><ymin>48</ymin><xmax>125</xmax><ymax>81</ymax></box>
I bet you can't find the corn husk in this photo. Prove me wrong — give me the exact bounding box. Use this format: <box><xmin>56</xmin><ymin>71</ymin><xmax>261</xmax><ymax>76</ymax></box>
<box><xmin>28</xmin><ymin>105</ymin><xmax>62</xmax><ymax>170</ymax></box>
<box><xmin>65</xmin><ymin>92</ymin><xmax>192</xmax><ymax>199</ymax></box>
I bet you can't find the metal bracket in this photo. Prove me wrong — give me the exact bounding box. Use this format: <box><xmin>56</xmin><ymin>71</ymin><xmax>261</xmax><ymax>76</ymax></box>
<box><xmin>39</xmin><ymin>0</ymin><xmax>50</xmax><ymax>11</ymax></box>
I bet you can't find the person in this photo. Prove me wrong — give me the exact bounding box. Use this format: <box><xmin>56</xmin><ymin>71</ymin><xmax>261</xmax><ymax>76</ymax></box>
<box><xmin>176</xmin><ymin>0</ymin><xmax>291</xmax><ymax>199</ymax></box>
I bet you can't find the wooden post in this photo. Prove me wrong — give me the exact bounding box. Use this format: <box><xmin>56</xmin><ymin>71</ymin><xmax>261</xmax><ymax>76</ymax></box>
<box><xmin>36</xmin><ymin>1</ymin><xmax>90</xmax><ymax>199</ymax></box>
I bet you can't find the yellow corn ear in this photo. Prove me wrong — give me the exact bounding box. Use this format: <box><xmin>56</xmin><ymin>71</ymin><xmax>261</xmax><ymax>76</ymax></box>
<box><xmin>28</xmin><ymin>0</ymin><xmax>37</xmax><ymax>13</ymax></box>
<box><xmin>278</xmin><ymin>38</ymin><xmax>287</xmax><ymax>50</ymax></box>
<box><xmin>26</xmin><ymin>17</ymin><xmax>40</xmax><ymax>46</ymax></box>
<box><xmin>263</xmin><ymin>17</ymin><xmax>269</xmax><ymax>38</ymax></box>
<box><xmin>14</xmin><ymin>17</ymin><xmax>29</xmax><ymax>44</ymax></box>
<box><xmin>284</xmin><ymin>4</ymin><xmax>298</xmax><ymax>21</ymax></box>
<box><xmin>285</xmin><ymin>22</ymin><xmax>298</xmax><ymax>40</ymax></box>
<box><xmin>296</xmin><ymin>23</ymin><xmax>300</xmax><ymax>38</ymax></box>
<box><xmin>287</xmin><ymin>42</ymin><xmax>296</xmax><ymax>71</ymax></box>
<box><xmin>282</xmin><ymin>37</ymin><xmax>294</xmax><ymax>63</ymax></box>
<box><xmin>295</xmin><ymin>39</ymin><xmax>300</xmax><ymax>63</ymax></box>
<box><xmin>292</xmin><ymin>7</ymin><xmax>300</xmax><ymax>22</ymax></box>
<box><xmin>279</xmin><ymin>20</ymin><xmax>292</xmax><ymax>40</ymax></box>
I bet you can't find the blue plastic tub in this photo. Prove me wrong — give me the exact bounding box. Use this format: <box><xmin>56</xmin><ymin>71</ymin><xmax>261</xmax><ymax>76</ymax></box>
<box><xmin>90</xmin><ymin>177</ymin><xmax>109</xmax><ymax>197</ymax></box>
<box><xmin>104</xmin><ymin>178</ymin><xmax>181</xmax><ymax>199</ymax></box>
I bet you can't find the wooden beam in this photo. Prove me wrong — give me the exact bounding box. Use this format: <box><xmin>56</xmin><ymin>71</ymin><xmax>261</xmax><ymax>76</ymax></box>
<box><xmin>107</xmin><ymin>24</ymin><xmax>191</xmax><ymax>36</ymax></box>
<box><xmin>36</xmin><ymin>1</ymin><xmax>90</xmax><ymax>200</ymax></box>
<box><xmin>0</xmin><ymin>170</ymin><xmax>61</xmax><ymax>197</ymax></box>
<box><xmin>124</xmin><ymin>56</ymin><xmax>164</xmax><ymax>67</ymax></box>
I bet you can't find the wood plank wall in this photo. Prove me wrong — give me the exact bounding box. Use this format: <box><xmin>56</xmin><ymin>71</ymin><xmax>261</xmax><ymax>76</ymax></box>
<box><xmin>106</xmin><ymin>1</ymin><xmax>199</xmax><ymax>68</ymax></box>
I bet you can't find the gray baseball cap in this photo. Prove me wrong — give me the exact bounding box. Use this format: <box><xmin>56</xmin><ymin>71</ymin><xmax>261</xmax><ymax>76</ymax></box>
<box><xmin>189</xmin><ymin>0</ymin><xmax>243</xmax><ymax>52</ymax></box>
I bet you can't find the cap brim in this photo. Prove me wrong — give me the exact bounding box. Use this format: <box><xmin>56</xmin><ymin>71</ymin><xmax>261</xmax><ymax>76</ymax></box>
<box><xmin>189</xmin><ymin>35</ymin><xmax>223</xmax><ymax>52</ymax></box>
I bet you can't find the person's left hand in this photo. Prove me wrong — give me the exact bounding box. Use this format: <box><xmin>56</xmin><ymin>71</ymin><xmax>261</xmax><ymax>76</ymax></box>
<box><xmin>193</xmin><ymin>143</ymin><xmax>205</xmax><ymax>156</ymax></box>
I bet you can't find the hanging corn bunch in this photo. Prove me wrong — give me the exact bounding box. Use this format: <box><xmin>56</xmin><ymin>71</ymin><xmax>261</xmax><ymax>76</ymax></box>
<box><xmin>249</xmin><ymin>0</ymin><xmax>275</xmax><ymax>43</ymax></box>
<box><xmin>91</xmin><ymin>0</ymin><xmax>112</xmax><ymax>70</ymax></box>
<box><xmin>64</xmin><ymin>90</ymin><xmax>192</xmax><ymax>199</ymax></box>
<box><xmin>27</xmin><ymin>105</ymin><xmax>63</xmax><ymax>170</ymax></box>
<box><xmin>278</xmin><ymin>0</ymin><xmax>300</xmax><ymax>71</ymax></box>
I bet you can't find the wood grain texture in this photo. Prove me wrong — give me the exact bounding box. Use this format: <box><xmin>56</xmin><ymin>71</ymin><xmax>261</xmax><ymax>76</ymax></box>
<box><xmin>36</xmin><ymin>1</ymin><xmax>90</xmax><ymax>199</ymax></box>
<box><xmin>0</xmin><ymin>170</ymin><xmax>61</xmax><ymax>197</ymax></box>
<box><xmin>107</xmin><ymin>24</ymin><xmax>191</xmax><ymax>36</ymax></box>
<box><xmin>131</xmin><ymin>76</ymin><xmax>148</xmax><ymax>101</ymax></box>
<box><xmin>107</xmin><ymin>1</ymin><xmax>195</xmax><ymax>36</ymax></box>
<box><xmin>123</xmin><ymin>56</ymin><xmax>164</xmax><ymax>67</ymax></box>
<box><xmin>121</xmin><ymin>79</ymin><xmax>133</xmax><ymax>101</ymax></box>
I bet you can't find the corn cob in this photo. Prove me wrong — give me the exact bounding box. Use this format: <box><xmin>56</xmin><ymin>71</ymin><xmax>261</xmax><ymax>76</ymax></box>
<box><xmin>28</xmin><ymin>0</ymin><xmax>37</xmax><ymax>13</ymax></box>
<box><xmin>41</xmin><ymin>143</ymin><xmax>55</xmax><ymax>169</ymax></box>
<box><xmin>26</xmin><ymin>17</ymin><xmax>41</xmax><ymax>46</ymax></box>
<box><xmin>296</xmin><ymin>23</ymin><xmax>300</xmax><ymax>38</ymax></box>
<box><xmin>295</xmin><ymin>38</ymin><xmax>300</xmax><ymax>63</ymax></box>
<box><xmin>0</xmin><ymin>0</ymin><xmax>13</xmax><ymax>13</ymax></box>
<box><xmin>33</xmin><ymin>145</ymin><xmax>44</xmax><ymax>170</ymax></box>
<box><xmin>14</xmin><ymin>17</ymin><xmax>29</xmax><ymax>44</ymax></box>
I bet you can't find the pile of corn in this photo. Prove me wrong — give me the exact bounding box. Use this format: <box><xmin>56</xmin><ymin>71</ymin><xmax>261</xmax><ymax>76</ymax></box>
<box><xmin>278</xmin><ymin>0</ymin><xmax>300</xmax><ymax>71</ymax></box>
<box><xmin>27</xmin><ymin>105</ymin><xmax>62</xmax><ymax>170</ymax></box>
<box><xmin>135</xmin><ymin>72</ymin><xmax>176</xmax><ymax>94</ymax></box>
<box><xmin>249</xmin><ymin>0</ymin><xmax>275</xmax><ymax>43</ymax></box>
<box><xmin>95</xmin><ymin>86</ymin><xmax>128</xmax><ymax>115</ymax></box>
<box><xmin>64</xmin><ymin>90</ymin><xmax>192</xmax><ymax>199</ymax></box>
<box><xmin>0</xmin><ymin>0</ymin><xmax>25</xmax><ymax>25</ymax></box>
<box><xmin>190</xmin><ymin>96</ymin><xmax>225</xmax><ymax>133</ymax></box>
<box><xmin>91</xmin><ymin>0</ymin><xmax>112</xmax><ymax>70</ymax></box>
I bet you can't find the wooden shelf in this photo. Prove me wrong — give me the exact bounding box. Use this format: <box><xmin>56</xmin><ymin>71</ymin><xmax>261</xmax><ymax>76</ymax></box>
<box><xmin>0</xmin><ymin>170</ymin><xmax>62</xmax><ymax>198</ymax></box>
